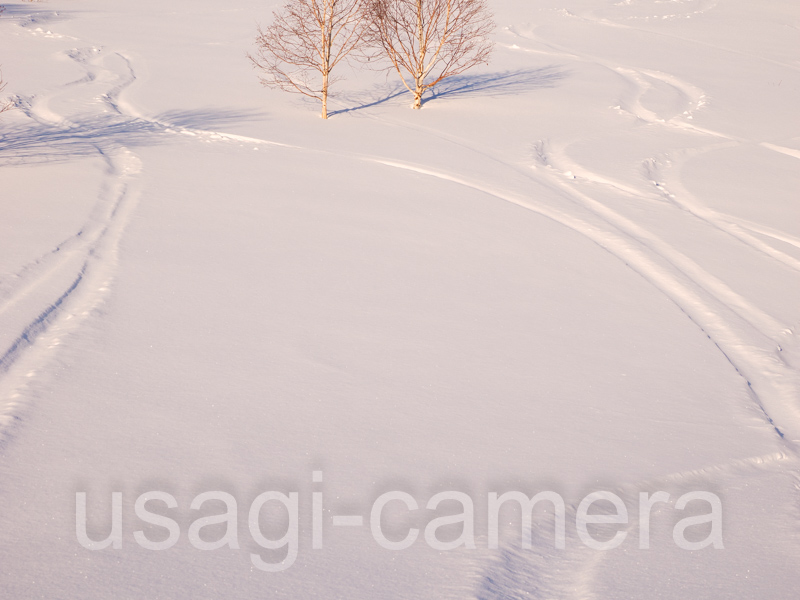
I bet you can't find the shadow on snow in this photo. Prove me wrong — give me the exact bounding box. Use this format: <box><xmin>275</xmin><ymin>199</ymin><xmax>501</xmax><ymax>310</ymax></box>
<box><xmin>330</xmin><ymin>65</ymin><xmax>568</xmax><ymax>115</ymax></box>
<box><xmin>0</xmin><ymin>3</ymin><xmax>76</xmax><ymax>26</ymax></box>
<box><xmin>0</xmin><ymin>108</ymin><xmax>266</xmax><ymax>166</ymax></box>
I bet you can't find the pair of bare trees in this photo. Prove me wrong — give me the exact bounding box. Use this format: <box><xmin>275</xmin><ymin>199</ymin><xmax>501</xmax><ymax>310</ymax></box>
<box><xmin>248</xmin><ymin>0</ymin><xmax>494</xmax><ymax>119</ymax></box>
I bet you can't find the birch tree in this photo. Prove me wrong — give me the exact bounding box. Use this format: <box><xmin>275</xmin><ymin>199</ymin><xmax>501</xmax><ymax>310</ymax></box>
<box><xmin>0</xmin><ymin>75</ymin><xmax>9</xmax><ymax>114</ymax></box>
<box><xmin>249</xmin><ymin>0</ymin><xmax>367</xmax><ymax>119</ymax></box>
<box><xmin>0</xmin><ymin>65</ymin><xmax>12</xmax><ymax>114</ymax></box>
<box><xmin>365</xmin><ymin>0</ymin><xmax>494</xmax><ymax>109</ymax></box>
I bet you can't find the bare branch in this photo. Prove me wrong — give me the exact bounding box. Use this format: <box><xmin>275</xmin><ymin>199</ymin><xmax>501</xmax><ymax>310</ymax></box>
<box><xmin>0</xmin><ymin>67</ymin><xmax>14</xmax><ymax>115</ymax></box>
<box><xmin>364</xmin><ymin>0</ymin><xmax>494</xmax><ymax>109</ymax></box>
<box><xmin>248</xmin><ymin>0</ymin><xmax>368</xmax><ymax>119</ymax></box>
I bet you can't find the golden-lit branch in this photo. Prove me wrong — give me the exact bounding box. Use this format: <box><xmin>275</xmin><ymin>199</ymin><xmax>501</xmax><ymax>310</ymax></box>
<box><xmin>365</xmin><ymin>0</ymin><xmax>494</xmax><ymax>109</ymax></box>
<box><xmin>249</xmin><ymin>0</ymin><xmax>367</xmax><ymax>119</ymax></box>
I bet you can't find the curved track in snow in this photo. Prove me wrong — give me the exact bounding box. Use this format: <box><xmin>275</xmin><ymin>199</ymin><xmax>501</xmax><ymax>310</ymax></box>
<box><xmin>485</xmin><ymin>26</ymin><xmax>800</xmax><ymax>443</ymax></box>
<box><xmin>1</xmin><ymin>3</ymin><xmax>799</xmax><ymax>599</ymax></box>
<box><xmin>0</xmin><ymin>41</ymin><xmax>142</xmax><ymax>442</ymax></box>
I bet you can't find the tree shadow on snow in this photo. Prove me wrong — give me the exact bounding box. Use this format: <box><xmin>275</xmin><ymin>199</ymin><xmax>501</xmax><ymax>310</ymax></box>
<box><xmin>426</xmin><ymin>66</ymin><xmax>568</xmax><ymax>102</ymax></box>
<box><xmin>0</xmin><ymin>108</ymin><xmax>266</xmax><ymax>166</ymax></box>
<box><xmin>152</xmin><ymin>108</ymin><xmax>265</xmax><ymax>131</ymax></box>
<box><xmin>330</xmin><ymin>65</ymin><xmax>568</xmax><ymax>115</ymax></box>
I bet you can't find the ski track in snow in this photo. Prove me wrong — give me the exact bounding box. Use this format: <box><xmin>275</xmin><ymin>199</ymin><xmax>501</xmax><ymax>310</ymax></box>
<box><xmin>0</xmin><ymin>144</ymin><xmax>140</xmax><ymax>443</ymax></box>
<box><xmin>498</xmin><ymin>31</ymin><xmax>800</xmax><ymax>281</ymax></box>
<box><xmin>1</xmin><ymin>5</ymin><xmax>800</xmax><ymax>599</ymax></box>
<box><xmin>461</xmin><ymin>12</ymin><xmax>800</xmax><ymax>598</ymax></box>
<box><xmin>643</xmin><ymin>147</ymin><xmax>800</xmax><ymax>273</ymax></box>
<box><xmin>486</xmin><ymin>27</ymin><xmax>800</xmax><ymax>445</ymax></box>
<box><xmin>761</xmin><ymin>142</ymin><xmax>800</xmax><ymax>161</ymax></box>
<box><xmin>0</xmin><ymin>35</ymin><xmax>142</xmax><ymax>444</ymax></box>
<box><xmin>578</xmin><ymin>0</ymin><xmax>800</xmax><ymax>73</ymax></box>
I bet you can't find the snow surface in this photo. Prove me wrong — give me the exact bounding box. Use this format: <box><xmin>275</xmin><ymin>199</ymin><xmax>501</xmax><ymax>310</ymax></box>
<box><xmin>1</xmin><ymin>0</ymin><xmax>800</xmax><ymax>598</ymax></box>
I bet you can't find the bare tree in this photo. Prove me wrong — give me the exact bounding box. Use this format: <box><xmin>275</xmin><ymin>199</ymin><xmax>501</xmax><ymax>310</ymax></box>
<box><xmin>249</xmin><ymin>0</ymin><xmax>367</xmax><ymax>119</ymax></box>
<box><xmin>365</xmin><ymin>0</ymin><xmax>494</xmax><ymax>109</ymax></box>
<box><xmin>0</xmin><ymin>74</ymin><xmax>10</xmax><ymax>114</ymax></box>
<box><xmin>0</xmin><ymin>65</ymin><xmax>13</xmax><ymax>114</ymax></box>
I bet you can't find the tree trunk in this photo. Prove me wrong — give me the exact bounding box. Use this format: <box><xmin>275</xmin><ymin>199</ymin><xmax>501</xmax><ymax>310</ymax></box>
<box><xmin>414</xmin><ymin>0</ymin><xmax>424</xmax><ymax>110</ymax></box>
<box><xmin>321</xmin><ymin>72</ymin><xmax>329</xmax><ymax>119</ymax></box>
<box><xmin>413</xmin><ymin>84</ymin><xmax>423</xmax><ymax>109</ymax></box>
